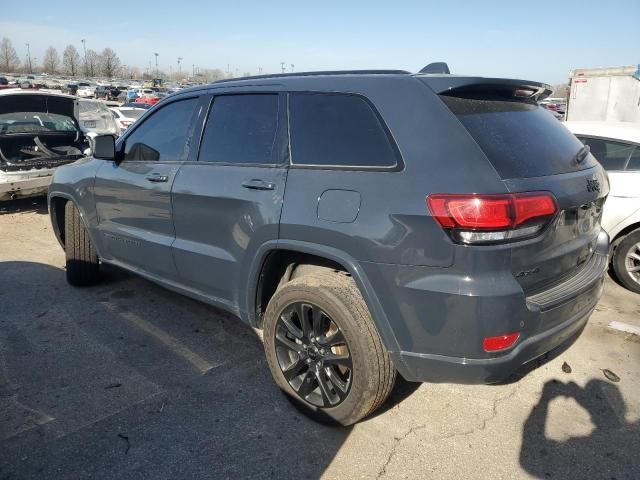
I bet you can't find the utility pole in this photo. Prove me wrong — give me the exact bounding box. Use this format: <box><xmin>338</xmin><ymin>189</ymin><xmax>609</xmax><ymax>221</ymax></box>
<box><xmin>258</xmin><ymin>66</ymin><xmax>262</xmax><ymax>74</ymax></box>
<box><xmin>81</xmin><ymin>39</ymin><xmax>87</xmax><ymax>75</ymax></box>
<box><xmin>154</xmin><ymin>52</ymin><xmax>159</xmax><ymax>77</ymax></box>
<box><xmin>291</xmin><ymin>63</ymin><xmax>295</xmax><ymax>72</ymax></box>
<box><xmin>192</xmin><ymin>64</ymin><xmax>195</xmax><ymax>77</ymax></box>
<box><xmin>177</xmin><ymin>57</ymin><xmax>182</xmax><ymax>74</ymax></box>
<box><xmin>280</xmin><ymin>61</ymin><xmax>285</xmax><ymax>73</ymax></box>
<box><xmin>32</xmin><ymin>58</ymin><xmax>37</xmax><ymax>74</ymax></box>
<box><xmin>25</xmin><ymin>43</ymin><xmax>32</xmax><ymax>74</ymax></box>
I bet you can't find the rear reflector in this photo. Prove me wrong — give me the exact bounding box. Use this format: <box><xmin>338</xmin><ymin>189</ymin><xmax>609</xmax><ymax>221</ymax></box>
<box><xmin>483</xmin><ymin>332</ymin><xmax>520</xmax><ymax>352</ymax></box>
<box><xmin>427</xmin><ymin>192</ymin><xmax>557</xmax><ymax>244</ymax></box>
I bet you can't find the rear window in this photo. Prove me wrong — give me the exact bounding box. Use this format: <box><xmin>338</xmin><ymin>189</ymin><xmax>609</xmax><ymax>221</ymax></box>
<box><xmin>440</xmin><ymin>95</ymin><xmax>595</xmax><ymax>178</ymax></box>
<box><xmin>289</xmin><ymin>93</ymin><xmax>399</xmax><ymax>168</ymax></box>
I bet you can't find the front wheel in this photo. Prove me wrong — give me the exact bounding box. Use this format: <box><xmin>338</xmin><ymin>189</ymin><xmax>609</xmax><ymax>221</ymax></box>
<box><xmin>64</xmin><ymin>201</ymin><xmax>100</xmax><ymax>286</ymax></box>
<box><xmin>612</xmin><ymin>230</ymin><xmax>640</xmax><ymax>294</ymax></box>
<box><xmin>263</xmin><ymin>269</ymin><xmax>396</xmax><ymax>425</ymax></box>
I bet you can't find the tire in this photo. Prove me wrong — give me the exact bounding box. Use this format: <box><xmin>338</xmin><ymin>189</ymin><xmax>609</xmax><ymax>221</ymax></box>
<box><xmin>612</xmin><ymin>230</ymin><xmax>640</xmax><ymax>294</ymax></box>
<box><xmin>64</xmin><ymin>201</ymin><xmax>100</xmax><ymax>286</ymax></box>
<box><xmin>263</xmin><ymin>268</ymin><xmax>396</xmax><ymax>425</ymax></box>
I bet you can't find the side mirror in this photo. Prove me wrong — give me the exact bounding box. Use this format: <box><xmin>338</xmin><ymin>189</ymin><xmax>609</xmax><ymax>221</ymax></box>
<box><xmin>93</xmin><ymin>135</ymin><xmax>116</xmax><ymax>161</ymax></box>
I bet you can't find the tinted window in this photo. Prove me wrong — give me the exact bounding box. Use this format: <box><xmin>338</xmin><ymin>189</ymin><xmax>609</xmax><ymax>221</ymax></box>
<box><xmin>124</xmin><ymin>97</ymin><xmax>198</xmax><ymax>161</ymax></box>
<box><xmin>441</xmin><ymin>95</ymin><xmax>596</xmax><ymax>178</ymax></box>
<box><xmin>198</xmin><ymin>94</ymin><xmax>279</xmax><ymax>164</ymax></box>
<box><xmin>578</xmin><ymin>137</ymin><xmax>634</xmax><ymax>171</ymax></box>
<box><xmin>289</xmin><ymin>93</ymin><xmax>398</xmax><ymax>167</ymax></box>
<box><xmin>627</xmin><ymin>147</ymin><xmax>640</xmax><ymax>171</ymax></box>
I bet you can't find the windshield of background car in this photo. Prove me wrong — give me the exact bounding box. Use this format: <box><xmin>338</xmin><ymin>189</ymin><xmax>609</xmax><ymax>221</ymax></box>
<box><xmin>0</xmin><ymin>112</ymin><xmax>77</xmax><ymax>134</ymax></box>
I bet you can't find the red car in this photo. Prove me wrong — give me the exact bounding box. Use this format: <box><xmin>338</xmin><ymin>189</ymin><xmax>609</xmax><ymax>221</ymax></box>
<box><xmin>134</xmin><ymin>96</ymin><xmax>162</xmax><ymax>106</ymax></box>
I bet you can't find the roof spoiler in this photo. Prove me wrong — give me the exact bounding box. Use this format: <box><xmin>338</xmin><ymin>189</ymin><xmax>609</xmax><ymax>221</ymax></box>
<box><xmin>419</xmin><ymin>76</ymin><xmax>553</xmax><ymax>102</ymax></box>
<box><xmin>419</xmin><ymin>62</ymin><xmax>451</xmax><ymax>74</ymax></box>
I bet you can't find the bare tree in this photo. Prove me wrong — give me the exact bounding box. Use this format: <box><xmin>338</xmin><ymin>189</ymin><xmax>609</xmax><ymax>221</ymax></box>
<box><xmin>128</xmin><ymin>66</ymin><xmax>141</xmax><ymax>79</ymax></box>
<box><xmin>0</xmin><ymin>37</ymin><xmax>21</xmax><ymax>72</ymax></box>
<box><xmin>99</xmin><ymin>48</ymin><xmax>120</xmax><ymax>78</ymax></box>
<box><xmin>85</xmin><ymin>49</ymin><xmax>98</xmax><ymax>77</ymax></box>
<box><xmin>42</xmin><ymin>46</ymin><xmax>60</xmax><ymax>74</ymax></box>
<box><xmin>62</xmin><ymin>45</ymin><xmax>81</xmax><ymax>77</ymax></box>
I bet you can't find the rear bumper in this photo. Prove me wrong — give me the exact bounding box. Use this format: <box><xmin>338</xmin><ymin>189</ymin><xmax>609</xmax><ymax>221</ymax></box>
<box><xmin>396</xmin><ymin>285</ymin><xmax>599</xmax><ymax>383</ymax></box>
<box><xmin>362</xmin><ymin>229</ymin><xmax>609</xmax><ymax>384</ymax></box>
<box><xmin>0</xmin><ymin>170</ymin><xmax>53</xmax><ymax>200</ymax></box>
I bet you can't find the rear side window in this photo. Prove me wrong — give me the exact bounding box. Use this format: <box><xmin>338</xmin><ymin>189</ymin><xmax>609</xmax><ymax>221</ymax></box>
<box><xmin>289</xmin><ymin>93</ymin><xmax>398</xmax><ymax>168</ymax></box>
<box><xmin>198</xmin><ymin>94</ymin><xmax>279</xmax><ymax>165</ymax></box>
<box><xmin>577</xmin><ymin>136</ymin><xmax>635</xmax><ymax>171</ymax></box>
<box><xmin>124</xmin><ymin>97</ymin><xmax>198</xmax><ymax>161</ymax></box>
<box><xmin>440</xmin><ymin>95</ymin><xmax>595</xmax><ymax>178</ymax></box>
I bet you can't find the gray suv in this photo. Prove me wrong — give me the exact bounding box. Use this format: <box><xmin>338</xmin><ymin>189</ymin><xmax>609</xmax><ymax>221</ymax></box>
<box><xmin>48</xmin><ymin>69</ymin><xmax>609</xmax><ymax>425</ymax></box>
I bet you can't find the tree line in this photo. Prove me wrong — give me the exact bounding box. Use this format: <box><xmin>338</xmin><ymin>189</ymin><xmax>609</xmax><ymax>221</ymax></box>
<box><xmin>0</xmin><ymin>37</ymin><xmax>122</xmax><ymax>78</ymax></box>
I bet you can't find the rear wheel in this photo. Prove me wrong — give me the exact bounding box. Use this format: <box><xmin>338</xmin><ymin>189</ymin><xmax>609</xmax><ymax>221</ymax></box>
<box><xmin>263</xmin><ymin>268</ymin><xmax>396</xmax><ymax>425</ymax></box>
<box><xmin>612</xmin><ymin>230</ymin><xmax>640</xmax><ymax>294</ymax></box>
<box><xmin>64</xmin><ymin>201</ymin><xmax>100</xmax><ymax>286</ymax></box>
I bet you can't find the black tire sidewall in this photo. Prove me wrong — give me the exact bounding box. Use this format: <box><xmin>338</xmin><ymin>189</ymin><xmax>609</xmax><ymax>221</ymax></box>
<box><xmin>613</xmin><ymin>231</ymin><xmax>640</xmax><ymax>294</ymax></box>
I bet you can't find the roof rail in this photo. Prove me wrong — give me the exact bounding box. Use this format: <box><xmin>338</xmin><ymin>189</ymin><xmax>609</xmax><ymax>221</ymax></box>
<box><xmin>213</xmin><ymin>69</ymin><xmax>411</xmax><ymax>83</ymax></box>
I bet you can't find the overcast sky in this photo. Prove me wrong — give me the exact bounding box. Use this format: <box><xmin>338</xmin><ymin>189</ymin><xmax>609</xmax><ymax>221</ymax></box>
<box><xmin>1</xmin><ymin>0</ymin><xmax>638</xmax><ymax>83</ymax></box>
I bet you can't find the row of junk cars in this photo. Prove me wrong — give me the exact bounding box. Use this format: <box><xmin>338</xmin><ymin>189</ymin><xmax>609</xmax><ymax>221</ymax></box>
<box><xmin>1</xmin><ymin>71</ymin><xmax>639</xmax><ymax>295</ymax></box>
<box><xmin>0</xmin><ymin>73</ymin><xmax>197</xmax><ymax>198</ymax></box>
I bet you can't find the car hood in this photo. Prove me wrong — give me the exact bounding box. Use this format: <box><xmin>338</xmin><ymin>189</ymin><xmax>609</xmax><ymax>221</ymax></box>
<box><xmin>0</xmin><ymin>92</ymin><xmax>79</xmax><ymax>122</ymax></box>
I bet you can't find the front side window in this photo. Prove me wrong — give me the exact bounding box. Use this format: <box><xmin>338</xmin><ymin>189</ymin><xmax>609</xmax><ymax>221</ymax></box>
<box><xmin>289</xmin><ymin>93</ymin><xmax>398</xmax><ymax>168</ymax></box>
<box><xmin>124</xmin><ymin>97</ymin><xmax>198</xmax><ymax>161</ymax></box>
<box><xmin>577</xmin><ymin>136</ymin><xmax>635</xmax><ymax>171</ymax></box>
<box><xmin>198</xmin><ymin>94</ymin><xmax>280</xmax><ymax>165</ymax></box>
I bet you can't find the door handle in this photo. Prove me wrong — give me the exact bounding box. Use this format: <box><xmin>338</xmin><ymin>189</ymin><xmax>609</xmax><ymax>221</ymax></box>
<box><xmin>241</xmin><ymin>179</ymin><xmax>276</xmax><ymax>191</ymax></box>
<box><xmin>146</xmin><ymin>174</ymin><xmax>169</xmax><ymax>183</ymax></box>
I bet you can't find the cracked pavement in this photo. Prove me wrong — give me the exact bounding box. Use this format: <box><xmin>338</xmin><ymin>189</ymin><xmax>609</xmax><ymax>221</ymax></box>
<box><xmin>1</xmin><ymin>197</ymin><xmax>639</xmax><ymax>480</ymax></box>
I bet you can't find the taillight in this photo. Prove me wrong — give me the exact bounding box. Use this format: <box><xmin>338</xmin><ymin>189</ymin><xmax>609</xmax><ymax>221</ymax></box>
<box><xmin>427</xmin><ymin>192</ymin><xmax>557</xmax><ymax>244</ymax></box>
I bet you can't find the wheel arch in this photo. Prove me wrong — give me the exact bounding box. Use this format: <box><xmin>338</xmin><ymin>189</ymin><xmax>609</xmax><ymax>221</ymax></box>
<box><xmin>244</xmin><ymin>240</ymin><xmax>403</xmax><ymax>359</ymax></box>
<box><xmin>47</xmin><ymin>192</ymin><xmax>99</xmax><ymax>254</ymax></box>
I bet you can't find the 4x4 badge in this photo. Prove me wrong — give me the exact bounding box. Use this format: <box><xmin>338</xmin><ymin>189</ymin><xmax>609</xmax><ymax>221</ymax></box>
<box><xmin>586</xmin><ymin>178</ymin><xmax>600</xmax><ymax>193</ymax></box>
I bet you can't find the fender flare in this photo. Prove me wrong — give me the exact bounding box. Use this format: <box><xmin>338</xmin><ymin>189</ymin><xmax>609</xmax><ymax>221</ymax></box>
<box><xmin>242</xmin><ymin>239</ymin><xmax>403</xmax><ymax>357</ymax></box>
<box><xmin>47</xmin><ymin>191</ymin><xmax>100</xmax><ymax>254</ymax></box>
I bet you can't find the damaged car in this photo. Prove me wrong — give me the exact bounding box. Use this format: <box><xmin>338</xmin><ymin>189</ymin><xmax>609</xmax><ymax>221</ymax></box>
<box><xmin>0</xmin><ymin>90</ymin><xmax>88</xmax><ymax>201</ymax></box>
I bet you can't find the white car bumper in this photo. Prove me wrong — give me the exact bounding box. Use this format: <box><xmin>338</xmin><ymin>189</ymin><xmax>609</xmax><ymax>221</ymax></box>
<box><xmin>0</xmin><ymin>169</ymin><xmax>54</xmax><ymax>201</ymax></box>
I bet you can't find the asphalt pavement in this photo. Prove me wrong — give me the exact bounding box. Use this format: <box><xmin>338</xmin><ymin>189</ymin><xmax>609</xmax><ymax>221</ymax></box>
<box><xmin>1</xmin><ymin>197</ymin><xmax>638</xmax><ymax>480</ymax></box>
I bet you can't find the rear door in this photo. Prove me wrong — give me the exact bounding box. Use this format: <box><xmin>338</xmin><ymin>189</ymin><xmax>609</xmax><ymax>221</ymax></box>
<box><xmin>170</xmin><ymin>91</ymin><xmax>288</xmax><ymax>310</ymax></box>
<box><xmin>93</xmin><ymin>94</ymin><xmax>202</xmax><ymax>280</ymax></box>
<box><xmin>437</xmin><ymin>91</ymin><xmax>608</xmax><ymax>293</ymax></box>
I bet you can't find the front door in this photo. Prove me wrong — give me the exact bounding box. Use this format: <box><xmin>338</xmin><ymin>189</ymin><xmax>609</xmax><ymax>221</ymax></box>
<box><xmin>93</xmin><ymin>95</ymin><xmax>202</xmax><ymax>280</ymax></box>
<box><xmin>170</xmin><ymin>92</ymin><xmax>288</xmax><ymax>311</ymax></box>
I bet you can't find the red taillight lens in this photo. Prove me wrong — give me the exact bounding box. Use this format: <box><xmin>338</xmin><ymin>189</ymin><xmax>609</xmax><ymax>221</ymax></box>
<box><xmin>427</xmin><ymin>192</ymin><xmax>557</xmax><ymax>244</ymax></box>
<box><xmin>483</xmin><ymin>332</ymin><xmax>520</xmax><ymax>352</ymax></box>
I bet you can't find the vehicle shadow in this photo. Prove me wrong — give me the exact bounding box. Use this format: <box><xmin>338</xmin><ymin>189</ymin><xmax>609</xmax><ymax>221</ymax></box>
<box><xmin>0</xmin><ymin>261</ymin><xmax>417</xmax><ymax>479</ymax></box>
<box><xmin>520</xmin><ymin>378</ymin><xmax>639</xmax><ymax>479</ymax></box>
<box><xmin>0</xmin><ymin>196</ymin><xmax>48</xmax><ymax>215</ymax></box>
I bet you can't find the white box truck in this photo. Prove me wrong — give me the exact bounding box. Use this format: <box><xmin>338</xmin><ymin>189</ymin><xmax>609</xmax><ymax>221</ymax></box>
<box><xmin>566</xmin><ymin>65</ymin><xmax>640</xmax><ymax>123</ymax></box>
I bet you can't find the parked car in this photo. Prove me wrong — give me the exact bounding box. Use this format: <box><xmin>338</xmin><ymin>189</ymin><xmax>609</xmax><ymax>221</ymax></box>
<box><xmin>77</xmin><ymin>85</ymin><xmax>95</xmax><ymax>98</ymax></box>
<box><xmin>48</xmin><ymin>68</ymin><xmax>609</xmax><ymax>425</ymax></box>
<box><xmin>94</xmin><ymin>85</ymin><xmax>110</xmax><ymax>99</ymax></box>
<box><xmin>109</xmin><ymin>107</ymin><xmax>146</xmax><ymax>133</ymax></box>
<box><xmin>78</xmin><ymin>99</ymin><xmax>120</xmax><ymax>137</ymax></box>
<box><xmin>134</xmin><ymin>96</ymin><xmax>161</xmax><ymax>106</ymax></box>
<box><xmin>565</xmin><ymin>121</ymin><xmax>640</xmax><ymax>293</ymax></box>
<box><xmin>119</xmin><ymin>102</ymin><xmax>152</xmax><ymax>109</ymax></box>
<box><xmin>61</xmin><ymin>83</ymin><xmax>78</xmax><ymax>95</ymax></box>
<box><xmin>0</xmin><ymin>90</ymin><xmax>87</xmax><ymax>200</ymax></box>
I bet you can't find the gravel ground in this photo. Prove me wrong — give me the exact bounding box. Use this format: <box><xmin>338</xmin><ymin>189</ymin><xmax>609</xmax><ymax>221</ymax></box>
<box><xmin>1</xmin><ymin>197</ymin><xmax>639</xmax><ymax>480</ymax></box>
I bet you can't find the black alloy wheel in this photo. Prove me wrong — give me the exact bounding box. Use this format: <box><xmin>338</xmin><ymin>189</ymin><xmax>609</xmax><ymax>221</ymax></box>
<box><xmin>274</xmin><ymin>302</ymin><xmax>352</xmax><ymax>408</ymax></box>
